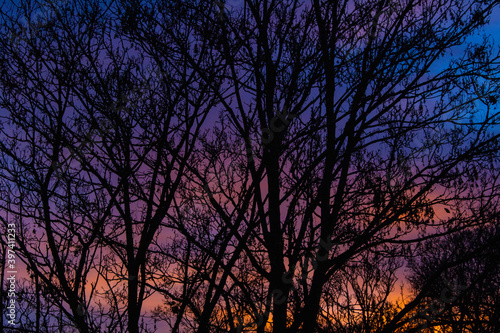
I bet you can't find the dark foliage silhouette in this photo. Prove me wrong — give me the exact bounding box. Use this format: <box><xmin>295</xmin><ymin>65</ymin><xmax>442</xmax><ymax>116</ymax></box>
<box><xmin>1</xmin><ymin>0</ymin><xmax>500</xmax><ymax>332</ymax></box>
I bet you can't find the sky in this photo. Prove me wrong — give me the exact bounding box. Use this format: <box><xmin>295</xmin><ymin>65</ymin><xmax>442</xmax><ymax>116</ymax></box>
<box><xmin>2</xmin><ymin>0</ymin><xmax>500</xmax><ymax>331</ymax></box>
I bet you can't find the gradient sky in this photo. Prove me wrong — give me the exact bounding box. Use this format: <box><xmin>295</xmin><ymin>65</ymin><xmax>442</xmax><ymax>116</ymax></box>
<box><xmin>2</xmin><ymin>1</ymin><xmax>500</xmax><ymax>331</ymax></box>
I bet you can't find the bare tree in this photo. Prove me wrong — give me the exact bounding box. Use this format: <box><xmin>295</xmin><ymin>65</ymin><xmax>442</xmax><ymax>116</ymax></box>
<box><xmin>0</xmin><ymin>1</ymin><xmax>110</xmax><ymax>330</ymax></box>
<box><xmin>404</xmin><ymin>222</ymin><xmax>500</xmax><ymax>333</ymax></box>
<box><xmin>1</xmin><ymin>0</ymin><xmax>500</xmax><ymax>332</ymax></box>
<box><xmin>153</xmin><ymin>0</ymin><xmax>500</xmax><ymax>332</ymax></box>
<box><xmin>1</xmin><ymin>0</ymin><xmax>223</xmax><ymax>332</ymax></box>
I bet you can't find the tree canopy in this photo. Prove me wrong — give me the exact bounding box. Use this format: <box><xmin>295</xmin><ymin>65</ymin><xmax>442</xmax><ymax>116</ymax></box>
<box><xmin>1</xmin><ymin>0</ymin><xmax>500</xmax><ymax>332</ymax></box>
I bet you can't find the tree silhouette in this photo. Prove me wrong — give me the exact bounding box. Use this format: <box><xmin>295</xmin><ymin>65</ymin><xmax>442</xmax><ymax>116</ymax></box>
<box><xmin>405</xmin><ymin>223</ymin><xmax>500</xmax><ymax>333</ymax></box>
<box><xmin>1</xmin><ymin>0</ymin><xmax>223</xmax><ymax>332</ymax></box>
<box><xmin>1</xmin><ymin>0</ymin><xmax>500</xmax><ymax>332</ymax></box>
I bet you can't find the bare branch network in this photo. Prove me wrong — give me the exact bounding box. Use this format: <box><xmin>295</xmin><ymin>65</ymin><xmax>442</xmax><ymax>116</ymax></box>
<box><xmin>1</xmin><ymin>0</ymin><xmax>500</xmax><ymax>332</ymax></box>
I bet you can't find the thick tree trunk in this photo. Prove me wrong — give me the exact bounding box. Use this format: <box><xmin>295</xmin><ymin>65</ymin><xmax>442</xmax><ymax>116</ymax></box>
<box><xmin>128</xmin><ymin>268</ymin><xmax>140</xmax><ymax>333</ymax></box>
<box><xmin>72</xmin><ymin>304</ymin><xmax>90</xmax><ymax>333</ymax></box>
<box><xmin>300</xmin><ymin>277</ymin><xmax>325</xmax><ymax>333</ymax></box>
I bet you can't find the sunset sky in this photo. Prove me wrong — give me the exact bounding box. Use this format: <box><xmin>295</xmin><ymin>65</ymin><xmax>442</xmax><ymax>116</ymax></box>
<box><xmin>1</xmin><ymin>1</ymin><xmax>500</xmax><ymax>332</ymax></box>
